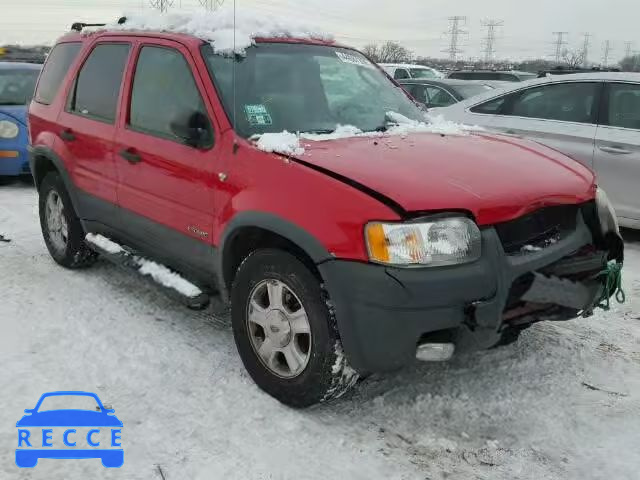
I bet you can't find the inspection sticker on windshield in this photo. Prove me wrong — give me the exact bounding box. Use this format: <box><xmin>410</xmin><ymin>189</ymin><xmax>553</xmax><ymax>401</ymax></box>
<box><xmin>335</xmin><ymin>51</ymin><xmax>374</xmax><ymax>68</ymax></box>
<box><xmin>244</xmin><ymin>104</ymin><xmax>273</xmax><ymax>126</ymax></box>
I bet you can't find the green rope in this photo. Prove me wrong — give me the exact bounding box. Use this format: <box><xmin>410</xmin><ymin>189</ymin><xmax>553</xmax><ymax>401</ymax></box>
<box><xmin>596</xmin><ymin>262</ymin><xmax>626</xmax><ymax>311</ymax></box>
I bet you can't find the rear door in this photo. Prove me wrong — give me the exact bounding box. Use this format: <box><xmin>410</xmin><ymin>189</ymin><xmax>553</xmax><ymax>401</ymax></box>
<box><xmin>114</xmin><ymin>40</ymin><xmax>220</xmax><ymax>282</ymax></box>
<box><xmin>480</xmin><ymin>81</ymin><xmax>600</xmax><ymax>169</ymax></box>
<box><xmin>593</xmin><ymin>81</ymin><xmax>640</xmax><ymax>224</ymax></box>
<box><xmin>56</xmin><ymin>41</ymin><xmax>131</xmax><ymax>224</ymax></box>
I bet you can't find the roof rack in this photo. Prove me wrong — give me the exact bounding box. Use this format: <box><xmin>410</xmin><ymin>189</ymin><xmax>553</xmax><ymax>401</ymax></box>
<box><xmin>70</xmin><ymin>17</ymin><xmax>126</xmax><ymax>32</ymax></box>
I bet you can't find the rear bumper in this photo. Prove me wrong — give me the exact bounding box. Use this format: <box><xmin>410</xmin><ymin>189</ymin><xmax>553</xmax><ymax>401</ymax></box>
<box><xmin>320</xmin><ymin>212</ymin><xmax>612</xmax><ymax>374</ymax></box>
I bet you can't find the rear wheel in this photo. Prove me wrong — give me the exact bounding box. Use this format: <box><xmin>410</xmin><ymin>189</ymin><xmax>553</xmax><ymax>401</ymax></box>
<box><xmin>38</xmin><ymin>172</ymin><xmax>97</xmax><ymax>268</ymax></box>
<box><xmin>231</xmin><ymin>249</ymin><xmax>358</xmax><ymax>408</ymax></box>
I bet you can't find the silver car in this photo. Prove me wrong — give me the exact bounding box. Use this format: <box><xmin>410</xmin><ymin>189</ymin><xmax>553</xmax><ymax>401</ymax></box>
<box><xmin>436</xmin><ymin>73</ymin><xmax>640</xmax><ymax>229</ymax></box>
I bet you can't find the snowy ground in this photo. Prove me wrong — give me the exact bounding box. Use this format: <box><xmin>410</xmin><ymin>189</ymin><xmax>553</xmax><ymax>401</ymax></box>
<box><xmin>1</xmin><ymin>181</ymin><xmax>638</xmax><ymax>480</ymax></box>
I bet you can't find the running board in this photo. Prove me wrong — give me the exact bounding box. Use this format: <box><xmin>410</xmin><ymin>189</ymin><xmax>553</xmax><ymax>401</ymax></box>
<box><xmin>85</xmin><ymin>234</ymin><xmax>210</xmax><ymax>310</ymax></box>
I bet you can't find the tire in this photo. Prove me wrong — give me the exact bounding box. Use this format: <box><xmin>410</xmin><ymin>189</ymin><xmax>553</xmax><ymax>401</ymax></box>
<box><xmin>38</xmin><ymin>172</ymin><xmax>97</xmax><ymax>269</ymax></box>
<box><xmin>231</xmin><ymin>248</ymin><xmax>359</xmax><ymax>408</ymax></box>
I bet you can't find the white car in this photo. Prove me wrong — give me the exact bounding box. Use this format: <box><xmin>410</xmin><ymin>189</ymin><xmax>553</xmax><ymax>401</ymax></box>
<box><xmin>380</xmin><ymin>63</ymin><xmax>443</xmax><ymax>80</ymax></box>
<box><xmin>436</xmin><ymin>72</ymin><xmax>640</xmax><ymax>229</ymax></box>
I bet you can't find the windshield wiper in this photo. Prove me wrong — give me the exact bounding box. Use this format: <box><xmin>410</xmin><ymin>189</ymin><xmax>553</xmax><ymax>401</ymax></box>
<box><xmin>299</xmin><ymin>129</ymin><xmax>336</xmax><ymax>135</ymax></box>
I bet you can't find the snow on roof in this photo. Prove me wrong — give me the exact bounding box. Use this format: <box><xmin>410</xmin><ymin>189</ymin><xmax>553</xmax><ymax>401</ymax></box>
<box><xmin>108</xmin><ymin>7</ymin><xmax>332</xmax><ymax>54</ymax></box>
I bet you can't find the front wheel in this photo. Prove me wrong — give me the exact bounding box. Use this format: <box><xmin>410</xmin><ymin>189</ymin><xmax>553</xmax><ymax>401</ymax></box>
<box><xmin>231</xmin><ymin>249</ymin><xmax>358</xmax><ymax>408</ymax></box>
<box><xmin>38</xmin><ymin>172</ymin><xmax>97</xmax><ymax>268</ymax></box>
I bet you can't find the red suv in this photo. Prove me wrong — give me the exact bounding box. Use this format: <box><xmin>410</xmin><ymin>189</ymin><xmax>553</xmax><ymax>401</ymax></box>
<box><xmin>29</xmin><ymin>23</ymin><xmax>623</xmax><ymax>407</ymax></box>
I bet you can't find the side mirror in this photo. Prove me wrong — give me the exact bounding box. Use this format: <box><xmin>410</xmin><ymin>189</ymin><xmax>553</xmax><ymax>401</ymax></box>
<box><xmin>170</xmin><ymin>111</ymin><xmax>213</xmax><ymax>149</ymax></box>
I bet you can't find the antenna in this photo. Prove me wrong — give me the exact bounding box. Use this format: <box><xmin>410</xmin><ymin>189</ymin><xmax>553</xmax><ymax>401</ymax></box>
<box><xmin>602</xmin><ymin>40</ymin><xmax>612</xmax><ymax>66</ymax></box>
<box><xmin>581</xmin><ymin>33</ymin><xmax>591</xmax><ymax>67</ymax></box>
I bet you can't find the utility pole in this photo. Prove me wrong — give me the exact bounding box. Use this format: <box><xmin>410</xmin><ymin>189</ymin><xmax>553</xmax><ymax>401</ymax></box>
<box><xmin>149</xmin><ymin>0</ymin><xmax>174</xmax><ymax>12</ymax></box>
<box><xmin>443</xmin><ymin>16</ymin><xmax>467</xmax><ymax>62</ymax></box>
<box><xmin>481</xmin><ymin>19</ymin><xmax>504</xmax><ymax>64</ymax></box>
<box><xmin>551</xmin><ymin>32</ymin><xmax>568</xmax><ymax>63</ymax></box>
<box><xmin>199</xmin><ymin>0</ymin><xmax>225</xmax><ymax>10</ymax></box>
<box><xmin>625</xmin><ymin>41</ymin><xmax>634</xmax><ymax>59</ymax></box>
<box><xmin>602</xmin><ymin>40</ymin><xmax>612</xmax><ymax>66</ymax></box>
<box><xmin>581</xmin><ymin>33</ymin><xmax>591</xmax><ymax>67</ymax></box>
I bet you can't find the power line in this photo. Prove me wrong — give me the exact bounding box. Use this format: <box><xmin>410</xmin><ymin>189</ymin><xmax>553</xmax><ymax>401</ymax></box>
<box><xmin>443</xmin><ymin>16</ymin><xmax>467</xmax><ymax>61</ymax></box>
<box><xmin>199</xmin><ymin>0</ymin><xmax>225</xmax><ymax>10</ymax></box>
<box><xmin>581</xmin><ymin>33</ymin><xmax>591</xmax><ymax>67</ymax></box>
<box><xmin>149</xmin><ymin>0</ymin><xmax>174</xmax><ymax>12</ymax></box>
<box><xmin>602</xmin><ymin>40</ymin><xmax>612</xmax><ymax>66</ymax></box>
<box><xmin>481</xmin><ymin>19</ymin><xmax>504</xmax><ymax>63</ymax></box>
<box><xmin>551</xmin><ymin>31</ymin><xmax>568</xmax><ymax>62</ymax></box>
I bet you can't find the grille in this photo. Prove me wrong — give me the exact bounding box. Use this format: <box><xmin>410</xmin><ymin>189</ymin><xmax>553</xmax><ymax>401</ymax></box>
<box><xmin>495</xmin><ymin>204</ymin><xmax>580</xmax><ymax>254</ymax></box>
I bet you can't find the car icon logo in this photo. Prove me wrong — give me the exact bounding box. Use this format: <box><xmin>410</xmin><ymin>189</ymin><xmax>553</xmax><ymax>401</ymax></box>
<box><xmin>16</xmin><ymin>391</ymin><xmax>123</xmax><ymax>468</ymax></box>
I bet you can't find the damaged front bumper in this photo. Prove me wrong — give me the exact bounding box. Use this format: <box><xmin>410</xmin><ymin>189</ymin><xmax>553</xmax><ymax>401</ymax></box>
<box><xmin>320</xmin><ymin>201</ymin><xmax>624</xmax><ymax>374</ymax></box>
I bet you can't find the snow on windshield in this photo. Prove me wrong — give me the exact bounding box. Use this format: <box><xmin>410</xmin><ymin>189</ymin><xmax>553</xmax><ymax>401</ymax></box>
<box><xmin>253</xmin><ymin>115</ymin><xmax>482</xmax><ymax>156</ymax></box>
<box><xmin>108</xmin><ymin>7</ymin><xmax>332</xmax><ymax>55</ymax></box>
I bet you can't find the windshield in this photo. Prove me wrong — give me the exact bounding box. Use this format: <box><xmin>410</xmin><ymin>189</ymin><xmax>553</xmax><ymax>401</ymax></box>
<box><xmin>410</xmin><ymin>68</ymin><xmax>436</xmax><ymax>79</ymax></box>
<box><xmin>201</xmin><ymin>43</ymin><xmax>424</xmax><ymax>138</ymax></box>
<box><xmin>454</xmin><ymin>84</ymin><xmax>494</xmax><ymax>99</ymax></box>
<box><xmin>0</xmin><ymin>69</ymin><xmax>39</xmax><ymax>105</ymax></box>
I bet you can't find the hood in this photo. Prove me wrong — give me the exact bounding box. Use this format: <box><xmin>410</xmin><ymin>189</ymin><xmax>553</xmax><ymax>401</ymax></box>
<box><xmin>293</xmin><ymin>132</ymin><xmax>595</xmax><ymax>225</ymax></box>
<box><xmin>0</xmin><ymin>105</ymin><xmax>28</xmax><ymax>126</ymax></box>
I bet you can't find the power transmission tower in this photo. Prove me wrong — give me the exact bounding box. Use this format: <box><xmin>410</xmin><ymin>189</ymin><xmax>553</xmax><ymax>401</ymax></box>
<box><xmin>199</xmin><ymin>0</ymin><xmax>225</xmax><ymax>10</ymax></box>
<box><xmin>625</xmin><ymin>41</ymin><xmax>634</xmax><ymax>58</ymax></box>
<box><xmin>149</xmin><ymin>0</ymin><xmax>174</xmax><ymax>12</ymax></box>
<box><xmin>602</xmin><ymin>40</ymin><xmax>612</xmax><ymax>66</ymax></box>
<box><xmin>443</xmin><ymin>16</ymin><xmax>467</xmax><ymax>62</ymax></box>
<box><xmin>481</xmin><ymin>19</ymin><xmax>504</xmax><ymax>64</ymax></box>
<box><xmin>581</xmin><ymin>33</ymin><xmax>591</xmax><ymax>67</ymax></box>
<box><xmin>551</xmin><ymin>32</ymin><xmax>568</xmax><ymax>62</ymax></box>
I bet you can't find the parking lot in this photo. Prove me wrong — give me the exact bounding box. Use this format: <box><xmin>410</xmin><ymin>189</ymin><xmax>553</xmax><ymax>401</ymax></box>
<box><xmin>1</xmin><ymin>181</ymin><xmax>638</xmax><ymax>479</ymax></box>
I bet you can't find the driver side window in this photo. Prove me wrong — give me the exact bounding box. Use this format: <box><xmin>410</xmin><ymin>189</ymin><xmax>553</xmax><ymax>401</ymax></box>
<box><xmin>129</xmin><ymin>45</ymin><xmax>212</xmax><ymax>145</ymax></box>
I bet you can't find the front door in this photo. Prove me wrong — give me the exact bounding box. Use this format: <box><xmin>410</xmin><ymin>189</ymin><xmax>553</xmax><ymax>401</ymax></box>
<box><xmin>484</xmin><ymin>81</ymin><xmax>600</xmax><ymax>170</ymax></box>
<box><xmin>114</xmin><ymin>41</ymin><xmax>220</xmax><ymax>282</ymax></box>
<box><xmin>56</xmin><ymin>41</ymin><xmax>131</xmax><ymax>224</ymax></box>
<box><xmin>594</xmin><ymin>82</ymin><xmax>640</xmax><ymax>225</ymax></box>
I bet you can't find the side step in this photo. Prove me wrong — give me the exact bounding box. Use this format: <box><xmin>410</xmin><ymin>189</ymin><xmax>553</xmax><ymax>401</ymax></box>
<box><xmin>86</xmin><ymin>233</ymin><xmax>210</xmax><ymax>310</ymax></box>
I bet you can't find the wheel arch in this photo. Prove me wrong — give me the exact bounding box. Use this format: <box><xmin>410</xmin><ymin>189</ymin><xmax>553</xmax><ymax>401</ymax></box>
<box><xmin>216</xmin><ymin>212</ymin><xmax>334</xmax><ymax>301</ymax></box>
<box><xmin>29</xmin><ymin>146</ymin><xmax>82</xmax><ymax>215</ymax></box>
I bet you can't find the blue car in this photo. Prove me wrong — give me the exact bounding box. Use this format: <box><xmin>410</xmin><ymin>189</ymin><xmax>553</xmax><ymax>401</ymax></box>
<box><xmin>16</xmin><ymin>391</ymin><xmax>123</xmax><ymax>468</ymax></box>
<box><xmin>0</xmin><ymin>62</ymin><xmax>41</xmax><ymax>183</ymax></box>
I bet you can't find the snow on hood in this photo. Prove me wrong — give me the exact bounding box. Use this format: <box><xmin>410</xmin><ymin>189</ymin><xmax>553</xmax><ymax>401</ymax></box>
<box><xmin>253</xmin><ymin>114</ymin><xmax>481</xmax><ymax>156</ymax></box>
<box><xmin>108</xmin><ymin>8</ymin><xmax>332</xmax><ymax>55</ymax></box>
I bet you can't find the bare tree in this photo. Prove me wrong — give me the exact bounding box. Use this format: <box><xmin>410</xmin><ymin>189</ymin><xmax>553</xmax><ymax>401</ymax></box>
<box><xmin>361</xmin><ymin>44</ymin><xmax>381</xmax><ymax>63</ymax></box>
<box><xmin>620</xmin><ymin>54</ymin><xmax>640</xmax><ymax>72</ymax></box>
<box><xmin>561</xmin><ymin>48</ymin><xmax>586</xmax><ymax>68</ymax></box>
<box><xmin>377</xmin><ymin>41</ymin><xmax>413</xmax><ymax>63</ymax></box>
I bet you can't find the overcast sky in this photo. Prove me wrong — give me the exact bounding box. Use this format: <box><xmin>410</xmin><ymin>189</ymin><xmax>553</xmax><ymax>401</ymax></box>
<box><xmin>2</xmin><ymin>0</ymin><xmax>639</xmax><ymax>63</ymax></box>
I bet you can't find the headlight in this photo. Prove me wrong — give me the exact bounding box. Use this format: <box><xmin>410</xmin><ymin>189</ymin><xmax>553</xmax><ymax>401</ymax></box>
<box><xmin>0</xmin><ymin>120</ymin><xmax>19</xmax><ymax>139</ymax></box>
<box><xmin>365</xmin><ymin>216</ymin><xmax>481</xmax><ymax>267</ymax></box>
<box><xmin>596</xmin><ymin>187</ymin><xmax>619</xmax><ymax>234</ymax></box>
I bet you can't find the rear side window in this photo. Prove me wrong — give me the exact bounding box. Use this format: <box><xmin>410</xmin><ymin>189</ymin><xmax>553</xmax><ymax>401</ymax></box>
<box><xmin>471</xmin><ymin>96</ymin><xmax>507</xmax><ymax>114</ymax></box>
<box><xmin>129</xmin><ymin>46</ymin><xmax>211</xmax><ymax>145</ymax></box>
<box><xmin>34</xmin><ymin>42</ymin><xmax>81</xmax><ymax>105</ymax></box>
<box><xmin>68</xmin><ymin>43</ymin><xmax>130</xmax><ymax>123</ymax></box>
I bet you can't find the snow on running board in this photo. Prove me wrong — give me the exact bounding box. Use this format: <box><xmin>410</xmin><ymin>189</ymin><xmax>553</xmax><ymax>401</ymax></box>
<box><xmin>108</xmin><ymin>8</ymin><xmax>332</xmax><ymax>55</ymax></box>
<box><xmin>85</xmin><ymin>233</ymin><xmax>203</xmax><ymax>299</ymax></box>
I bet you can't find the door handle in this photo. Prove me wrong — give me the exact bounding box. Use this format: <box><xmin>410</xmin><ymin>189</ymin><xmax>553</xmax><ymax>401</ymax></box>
<box><xmin>599</xmin><ymin>145</ymin><xmax>632</xmax><ymax>155</ymax></box>
<box><xmin>60</xmin><ymin>129</ymin><xmax>75</xmax><ymax>142</ymax></box>
<box><xmin>119</xmin><ymin>149</ymin><xmax>141</xmax><ymax>164</ymax></box>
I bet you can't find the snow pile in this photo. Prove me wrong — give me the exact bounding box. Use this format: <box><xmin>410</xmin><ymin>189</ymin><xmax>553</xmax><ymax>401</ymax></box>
<box><xmin>388</xmin><ymin>111</ymin><xmax>480</xmax><ymax>136</ymax></box>
<box><xmin>136</xmin><ymin>258</ymin><xmax>203</xmax><ymax>299</ymax></box>
<box><xmin>86</xmin><ymin>233</ymin><xmax>124</xmax><ymax>254</ymax></box>
<box><xmin>86</xmin><ymin>233</ymin><xmax>202</xmax><ymax>298</ymax></box>
<box><xmin>109</xmin><ymin>8</ymin><xmax>332</xmax><ymax>55</ymax></box>
<box><xmin>254</xmin><ymin>131</ymin><xmax>305</xmax><ymax>156</ymax></box>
